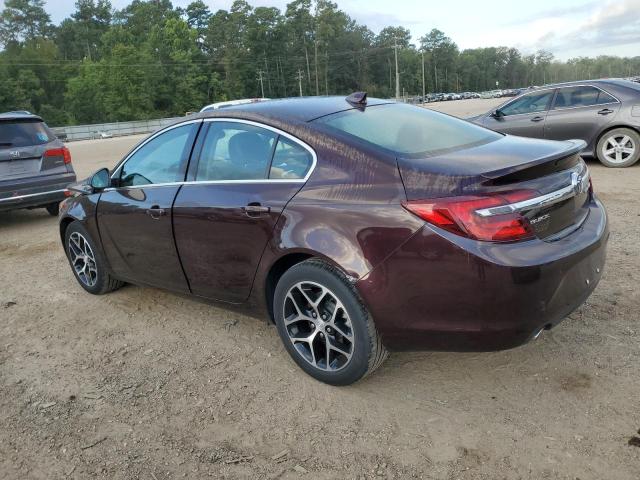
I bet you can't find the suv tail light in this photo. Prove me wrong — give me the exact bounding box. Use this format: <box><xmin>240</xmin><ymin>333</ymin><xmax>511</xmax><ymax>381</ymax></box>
<box><xmin>402</xmin><ymin>190</ymin><xmax>538</xmax><ymax>242</ymax></box>
<box><xmin>44</xmin><ymin>146</ymin><xmax>72</xmax><ymax>164</ymax></box>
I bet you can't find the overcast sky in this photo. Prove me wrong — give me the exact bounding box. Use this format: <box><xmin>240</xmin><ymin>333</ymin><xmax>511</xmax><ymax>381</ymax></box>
<box><xmin>4</xmin><ymin>0</ymin><xmax>640</xmax><ymax>60</ymax></box>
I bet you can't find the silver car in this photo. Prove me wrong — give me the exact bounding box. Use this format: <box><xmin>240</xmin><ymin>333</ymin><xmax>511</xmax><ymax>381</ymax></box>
<box><xmin>0</xmin><ymin>112</ymin><xmax>76</xmax><ymax>214</ymax></box>
<box><xmin>470</xmin><ymin>79</ymin><xmax>640</xmax><ymax>168</ymax></box>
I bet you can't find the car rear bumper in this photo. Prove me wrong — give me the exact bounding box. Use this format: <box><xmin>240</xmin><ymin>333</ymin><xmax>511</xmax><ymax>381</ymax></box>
<box><xmin>356</xmin><ymin>197</ymin><xmax>609</xmax><ymax>352</ymax></box>
<box><xmin>0</xmin><ymin>172</ymin><xmax>76</xmax><ymax>211</ymax></box>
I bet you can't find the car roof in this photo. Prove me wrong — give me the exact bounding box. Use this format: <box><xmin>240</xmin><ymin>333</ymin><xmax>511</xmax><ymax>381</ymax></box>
<box><xmin>0</xmin><ymin>111</ymin><xmax>43</xmax><ymax>121</ymax></box>
<box><xmin>536</xmin><ymin>78</ymin><xmax>636</xmax><ymax>90</ymax></box>
<box><xmin>194</xmin><ymin>96</ymin><xmax>393</xmax><ymax>123</ymax></box>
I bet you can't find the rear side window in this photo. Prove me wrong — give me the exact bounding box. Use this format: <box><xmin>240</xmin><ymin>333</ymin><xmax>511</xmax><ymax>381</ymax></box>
<box><xmin>270</xmin><ymin>137</ymin><xmax>313</xmax><ymax>179</ymax></box>
<box><xmin>0</xmin><ymin>120</ymin><xmax>54</xmax><ymax>147</ymax></box>
<box><xmin>196</xmin><ymin>122</ymin><xmax>277</xmax><ymax>181</ymax></box>
<box><xmin>314</xmin><ymin>103</ymin><xmax>501</xmax><ymax>157</ymax></box>
<box><xmin>553</xmin><ymin>86</ymin><xmax>617</xmax><ymax>109</ymax></box>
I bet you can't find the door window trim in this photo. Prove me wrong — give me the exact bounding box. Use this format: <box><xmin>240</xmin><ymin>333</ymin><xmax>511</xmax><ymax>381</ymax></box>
<box><xmin>107</xmin><ymin>118</ymin><xmax>317</xmax><ymax>190</ymax></box>
<box><xmin>549</xmin><ymin>84</ymin><xmax>621</xmax><ymax>112</ymax></box>
<box><xmin>110</xmin><ymin>119</ymin><xmax>202</xmax><ymax>184</ymax></box>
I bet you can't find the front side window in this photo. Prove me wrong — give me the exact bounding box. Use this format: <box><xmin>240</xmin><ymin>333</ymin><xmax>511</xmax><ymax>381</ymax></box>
<box><xmin>314</xmin><ymin>103</ymin><xmax>501</xmax><ymax>157</ymax></box>
<box><xmin>269</xmin><ymin>137</ymin><xmax>313</xmax><ymax>179</ymax></box>
<box><xmin>553</xmin><ymin>86</ymin><xmax>616</xmax><ymax>109</ymax></box>
<box><xmin>196</xmin><ymin>122</ymin><xmax>277</xmax><ymax>181</ymax></box>
<box><xmin>500</xmin><ymin>91</ymin><xmax>554</xmax><ymax>116</ymax></box>
<box><xmin>119</xmin><ymin>124</ymin><xmax>193</xmax><ymax>187</ymax></box>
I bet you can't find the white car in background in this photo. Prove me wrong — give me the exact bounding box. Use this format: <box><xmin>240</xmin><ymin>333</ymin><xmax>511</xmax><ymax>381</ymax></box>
<box><xmin>200</xmin><ymin>98</ymin><xmax>270</xmax><ymax>112</ymax></box>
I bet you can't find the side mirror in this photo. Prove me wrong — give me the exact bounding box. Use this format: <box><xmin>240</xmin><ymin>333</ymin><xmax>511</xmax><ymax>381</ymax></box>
<box><xmin>491</xmin><ymin>109</ymin><xmax>505</xmax><ymax>118</ymax></box>
<box><xmin>90</xmin><ymin>168</ymin><xmax>111</xmax><ymax>191</ymax></box>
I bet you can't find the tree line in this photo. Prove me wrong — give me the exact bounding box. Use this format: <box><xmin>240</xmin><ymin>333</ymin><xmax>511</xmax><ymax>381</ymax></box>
<box><xmin>1</xmin><ymin>0</ymin><xmax>639</xmax><ymax>126</ymax></box>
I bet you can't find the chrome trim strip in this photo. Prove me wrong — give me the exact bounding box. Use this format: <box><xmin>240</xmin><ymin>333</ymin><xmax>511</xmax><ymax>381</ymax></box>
<box><xmin>109</xmin><ymin>117</ymin><xmax>317</xmax><ymax>187</ymax></box>
<box><xmin>475</xmin><ymin>169</ymin><xmax>590</xmax><ymax>217</ymax></box>
<box><xmin>0</xmin><ymin>188</ymin><xmax>66</xmax><ymax>203</ymax></box>
<box><xmin>495</xmin><ymin>84</ymin><xmax>621</xmax><ymax>119</ymax></box>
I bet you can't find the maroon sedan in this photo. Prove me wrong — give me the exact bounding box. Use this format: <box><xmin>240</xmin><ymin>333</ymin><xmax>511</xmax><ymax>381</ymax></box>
<box><xmin>59</xmin><ymin>94</ymin><xmax>608</xmax><ymax>385</ymax></box>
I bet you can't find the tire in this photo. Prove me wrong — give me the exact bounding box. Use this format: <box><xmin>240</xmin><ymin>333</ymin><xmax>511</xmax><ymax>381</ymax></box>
<box><xmin>273</xmin><ymin>259</ymin><xmax>388</xmax><ymax>385</ymax></box>
<box><xmin>64</xmin><ymin>221</ymin><xmax>124</xmax><ymax>295</ymax></box>
<box><xmin>596</xmin><ymin>128</ymin><xmax>640</xmax><ymax>168</ymax></box>
<box><xmin>45</xmin><ymin>202</ymin><xmax>59</xmax><ymax>216</ymax></box>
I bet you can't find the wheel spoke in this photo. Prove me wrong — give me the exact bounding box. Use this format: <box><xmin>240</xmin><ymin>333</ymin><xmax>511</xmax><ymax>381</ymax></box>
<box><xmin>605</xmin><ymin>148</ymin><xmax>615</xmax><ymax>156</ymax></box>
<box><xmin>283</xmin><ymin>281</ymin><xmax>355</xmax><ymax>372</ymax></box>
<box><xmin>620</xmin><ymin>135</ymin><xmax>631</xmax><ymax>146</ymax></box>
<box><xmin>622</xmin><ymin>147</ymin><xmax>634</xmax><ymax>155</ymax></box>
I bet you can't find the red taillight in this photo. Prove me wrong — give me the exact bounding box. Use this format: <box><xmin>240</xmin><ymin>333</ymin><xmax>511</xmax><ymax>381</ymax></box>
<box><xmin>44</xmin><ymin>146</ymin><xmax>71</xmax><ymax>164</ymax></box>
<box><xmin>402</xmin><ymin>190</ymin><xmax>537</xmax><ymax>242</ymax></box>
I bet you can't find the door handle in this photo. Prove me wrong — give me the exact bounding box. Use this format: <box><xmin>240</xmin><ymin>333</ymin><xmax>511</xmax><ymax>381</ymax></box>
<box><xmin>242</xmin><ymin>203</ymin><xmax>270</xmax><ymax>217</ymax></box>
<box><xmin>598</xmin><ymin>108</ymin><xmax>614</xmax><ymax>115</ymax></box>
<box><xmin>145</xmin><ymin>206</ymin><xmax>166</xmax><ymax>219</ymax></box>
<box><xmin>531</xmin><ymin>116</ymin><xmax>544</xmax><ymax>122</ymax></box>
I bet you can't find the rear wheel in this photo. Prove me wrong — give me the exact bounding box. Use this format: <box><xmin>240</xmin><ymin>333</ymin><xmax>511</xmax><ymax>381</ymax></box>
<box><xmin>596</xmin><ymin>128</ymin><xmax>640</xmax><ymax>168</ymax></box>
<box><xmin>64</xmin><ymin>221</ymin><xmax>124</xmax><ymax>295</ymax></box>
<box><xmin>45</xmin><ymin>202</ymin><xmax>59</xmax><ymax>216</ymax></box>
<box><xmin>273</xmin><ymin>259</ymin><xmax>388</xmax><ymax>385</ymax></box>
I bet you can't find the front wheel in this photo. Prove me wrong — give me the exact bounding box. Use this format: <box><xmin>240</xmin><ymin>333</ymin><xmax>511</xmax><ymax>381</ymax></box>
<box><xmin>273</xmin><ymin>259</ymin><xmax>388</xmax><ymax>385</ymax></box>
<box><xmin>64</xmin><ymin>221</ymin><xmax>124</xmax><ymax>295</ymax></box>
<box><xmin>596</xmin><ymin>128</ymin><xmax>640</xmax><ymax>168</ymax></box>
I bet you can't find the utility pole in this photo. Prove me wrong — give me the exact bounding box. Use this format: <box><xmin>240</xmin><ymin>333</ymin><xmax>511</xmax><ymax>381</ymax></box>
<box><xmin>305</xmin><ymin>46</ymin><xmax>311</xmax><ymax>85</ymax></box>
<box><xmin>434</xmin><ymin>63</ymin><xmax>438</xmax><ymax>92</ymax></box>
<box><xmin>257</xmin><ymin>69</ymin><xmax>265</xmax><ymax>98</ymax></box>
<box><xmin>314</xmin><ymin>40</ymin><xmax>319</xmax><ymax>96</ymax></box>
<box><xmin>263</xmin><ymin>56</ymin><xmax>271</xmax><ymax>96</ymax></box>
<box><xmin>295</xmin><ymin>69</ymin><xmax>304</xmax><ymax>97</ymax></box>
<box><xmin>421</xmin><ymin>50</ymin><xmax>425</xmax><ymax>103</ymax></box>
<box><xmin>394</xmin><ymin>37</ymin><xmax>400</xmax><ymax>100</ymax></box>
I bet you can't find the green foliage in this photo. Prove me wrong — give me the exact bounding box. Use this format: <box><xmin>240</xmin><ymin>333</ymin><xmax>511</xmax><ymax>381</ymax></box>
<box><xmin>0</xmin><ymin>0</ymin><xmax>639</xmax><ymax>126</ymax></box>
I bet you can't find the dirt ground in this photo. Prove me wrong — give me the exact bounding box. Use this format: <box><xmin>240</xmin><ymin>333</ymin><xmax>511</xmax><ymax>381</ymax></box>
<box><xmin>1</xmin><ymin>99</ymin><xmax>639</xmax><ymax>480</ymax></box>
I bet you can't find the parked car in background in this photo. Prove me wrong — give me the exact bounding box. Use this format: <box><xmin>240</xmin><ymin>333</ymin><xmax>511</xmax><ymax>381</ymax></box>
<box><xmin>200</xmin><ymin>98</ymin><xmax>270</xmax><ymax>112</ymax></box>
<box><xmin>1</xmin><ymin>111</ymin><xmax>75</xmax><ymax>215</ymax></box>
<box><xmin>469</xmin><ymin>79</ymin><xmax>640</xmax><ymax>167</ymax></box>
<box><xmin>59</xmin><ymin>94</ymin><xmax>607</xmax><ymax>385</ymax></box>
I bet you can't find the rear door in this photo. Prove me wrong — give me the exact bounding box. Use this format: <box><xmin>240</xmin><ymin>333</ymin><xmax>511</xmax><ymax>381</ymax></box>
<box><xmin>97</xmin><ymin>122</ymin><xmax>199</xmax><ymax>292</ymax></box>
<box><xmin>481</xmin><ymin>89</ymin><xmax>555</xmax><ymax>138</ymax></box>
<box><xmin>173</xmin><ymin>120</ymin><xmax>315</xmax><ymax>303</ymax></box>
<box><xmin>544</xmin><ymin>85</ymin><xmax>620</xmax><ymax>146</ymax></box>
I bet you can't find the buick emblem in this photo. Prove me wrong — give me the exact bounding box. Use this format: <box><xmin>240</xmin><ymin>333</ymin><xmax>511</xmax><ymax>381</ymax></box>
<box><xmin>9</xmin><ymin>150</ymin><xmax>20</xmax><ymax>159</ymax></box>
<box><xmin>571</xmin><ymin>171</ymin><xmax>589</xmax><ymax>194</ymax></box>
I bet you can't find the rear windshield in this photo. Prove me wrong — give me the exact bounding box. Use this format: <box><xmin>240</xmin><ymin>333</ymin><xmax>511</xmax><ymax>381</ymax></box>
<box><xmin>313</xmin><ymin>103</ymin><xmax>501</xmax><ymax>157</ymax></box>
<box><xmin>0</xmin><ymin>120</ymin><xmax>55</xmax><ymax>148</ymax></box>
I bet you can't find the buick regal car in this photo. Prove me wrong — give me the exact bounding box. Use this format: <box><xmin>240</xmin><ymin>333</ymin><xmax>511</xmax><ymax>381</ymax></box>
<box><xmin>470</xmin><ymin>79</ymin><xmax>640</xmax><ymax>168</ymax></box>
<box><xmin>59</xmin><ymin>94</ymin><xmax>608</xmax><ymax>385</ymax></box>
<box><xmin>1</xmin><ymin>111</ymin><xmax>75</xmax><ymax>214</ymax></box>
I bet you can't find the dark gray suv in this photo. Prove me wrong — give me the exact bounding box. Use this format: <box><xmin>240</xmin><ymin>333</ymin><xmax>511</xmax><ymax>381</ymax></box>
<box><xmin>0</xmin><ymin>112</ymin><xmax>76</xmax><ymax>215</ymax></box>
<box><xmin>470</xmin><ymin>79</ymin><xmax>640</xmax><ymax>168</ymax></box>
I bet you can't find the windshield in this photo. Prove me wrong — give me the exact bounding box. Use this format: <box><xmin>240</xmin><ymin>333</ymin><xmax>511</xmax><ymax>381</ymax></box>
<box><xmin>0</xmin><ymin>120</ymin><xmax>55</xmax><ymax>147</ymax></box>
<box><xmin>313</xmin><ymin>103</ymin><xmax>501</xmax><ymax>158</ymax></box>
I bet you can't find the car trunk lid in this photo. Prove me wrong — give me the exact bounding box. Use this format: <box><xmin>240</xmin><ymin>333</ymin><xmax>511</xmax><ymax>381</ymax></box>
<box><xmin>398</xmin><ymin>136</ymin><xmax>590</xmax><ymax>241</ymax></box>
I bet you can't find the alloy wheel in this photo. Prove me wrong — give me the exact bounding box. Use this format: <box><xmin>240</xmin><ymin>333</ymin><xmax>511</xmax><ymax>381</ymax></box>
<box><xmin>602</xmin><ymin>133</ymin><xmax>636</xmax><ymax>165</ymax></box>
<box><xmin>283</xmin><ymin>281</ymin><xmax>354</xmax><ymax>371</ymax></box>
<box><xmin>68</xmin><ymin>232</ymin><xmax>98</xmax><ymax>287</ymax></box>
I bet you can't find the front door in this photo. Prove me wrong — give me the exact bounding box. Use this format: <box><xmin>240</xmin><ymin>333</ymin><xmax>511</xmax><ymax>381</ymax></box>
<box><xmin>97</xmin><ymin>122</ymin><xmax>199</xmax><ymax>292</ymax></box>
<box><xmin>173</xmin><ymin>120</ymin><xmax>315</xmax><ymax>303</ymax></box>
<box><xmin>482</xmin><ymin>89</ymin><xmax>555</xmax><ymax>138</ymax></box>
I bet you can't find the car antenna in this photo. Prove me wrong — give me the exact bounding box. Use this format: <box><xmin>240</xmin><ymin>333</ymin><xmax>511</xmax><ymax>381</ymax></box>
<box><xmin>346</xmin><ymin>92</ymin><xmax>367</xmax><ymax>108</ymax></box>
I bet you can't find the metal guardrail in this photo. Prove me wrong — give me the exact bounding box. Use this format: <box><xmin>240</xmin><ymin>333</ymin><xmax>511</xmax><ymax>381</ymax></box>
<box><xmin>50</xmin><ymin>117</ymin><xmax>182</xmax><ymax>141</ymax></box>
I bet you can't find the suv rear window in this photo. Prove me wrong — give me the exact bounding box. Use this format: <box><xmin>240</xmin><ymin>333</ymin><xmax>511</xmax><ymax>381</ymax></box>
<box><xmin>313</xmin><ymin>103</ymin><xmax>501</xmax><ymax>157</ymax></box>
<box><xmin>0</xmin><ymin>120</ymin><xmax>55</xmax><ymax>148</ymax></box>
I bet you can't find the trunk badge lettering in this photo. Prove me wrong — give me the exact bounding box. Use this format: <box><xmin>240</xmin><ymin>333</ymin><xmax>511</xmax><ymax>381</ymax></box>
<box><xmin>9</xmin><ymin>150</ymin><xmax>20</xmax><ymax>159</ymax></box>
